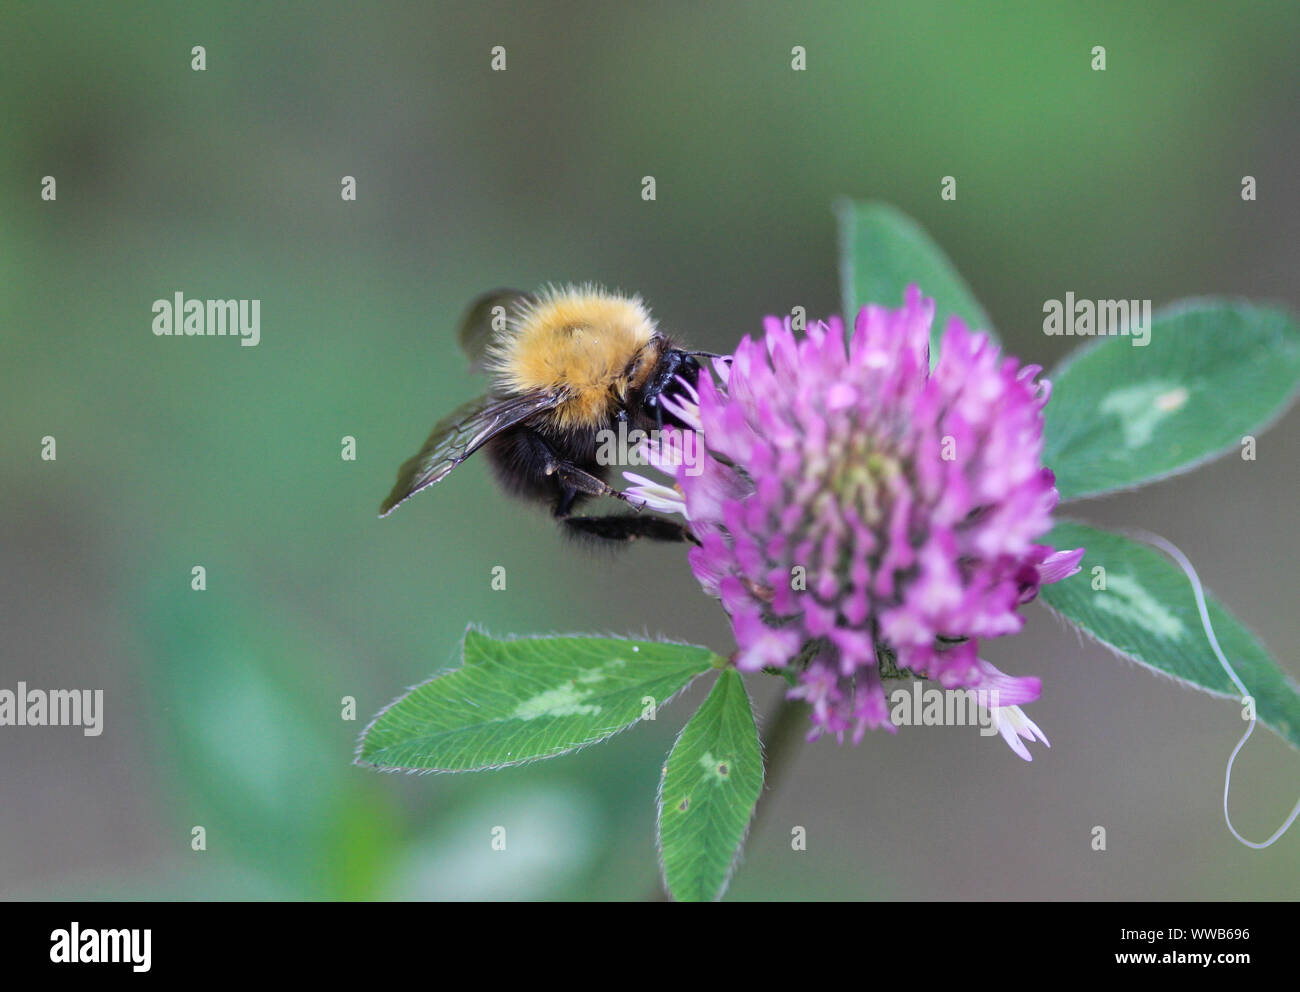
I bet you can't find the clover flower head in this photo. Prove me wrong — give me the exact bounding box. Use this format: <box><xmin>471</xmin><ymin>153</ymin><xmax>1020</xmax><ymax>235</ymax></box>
<box><xmin>626</xmin><ymin>286</ymin><xmax>1083</xmax><ymax>757</ymax></box>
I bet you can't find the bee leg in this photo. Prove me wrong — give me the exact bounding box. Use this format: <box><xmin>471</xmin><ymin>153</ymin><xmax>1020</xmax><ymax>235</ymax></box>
<box><xmin>550</xmin><ymin>463</ymin><xmax>642</xmax><ymax>512</ymax></box>
<box><xmin>535</xmin><ymin>458</ymin><xmax>630</xmax><ymax>518</ymax></box>
<box><xmin>555</xmin><ymin>486</ymin><xmax>580</xmax><ymax>518</ymax></box>
<box><xmin>529</xmin><ymin>436</ymin><xmax>640</xmax><ymax>514</ymax></box>
<box><xmin>564</xmin><ymin>513</ymin><xmax>693</xmax><ymax>544</ymax></box>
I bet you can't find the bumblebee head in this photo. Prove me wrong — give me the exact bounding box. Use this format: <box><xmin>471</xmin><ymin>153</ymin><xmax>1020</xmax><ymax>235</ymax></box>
<box><xmin>635</xmin><ymin>342</ymin><xmax>702</xmax><ymax>431</ymax></box>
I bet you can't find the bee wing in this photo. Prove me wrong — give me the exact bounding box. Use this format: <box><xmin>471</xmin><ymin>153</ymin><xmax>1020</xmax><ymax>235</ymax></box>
<box><xmin>457</xmin><ymin>289</ymin><xmax>534</xmax><ymax>372</ymax></box>
<box><xmin>379</xmin><ymin>390</ymin><xmax>560</xmax><ymax>517</ymax></box>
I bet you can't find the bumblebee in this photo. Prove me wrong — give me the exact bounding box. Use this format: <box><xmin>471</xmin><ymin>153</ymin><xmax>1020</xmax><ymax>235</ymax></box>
<box><xmin>379</xmin><ymin>285</ymin><xmax>709</xmax><ymax>542</ymax></box>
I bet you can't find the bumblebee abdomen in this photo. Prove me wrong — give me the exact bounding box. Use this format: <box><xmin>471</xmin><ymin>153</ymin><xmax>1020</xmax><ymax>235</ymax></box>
<box><xmin>485</xmin><ymin>419</ymin><xmax>606</xmax><ymax>512</ymax></box>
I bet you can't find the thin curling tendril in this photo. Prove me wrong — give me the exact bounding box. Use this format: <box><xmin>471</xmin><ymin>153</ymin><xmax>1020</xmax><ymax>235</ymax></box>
<box><xmin>1123</xmin><ymin>527</ymin><xmax>1300</xmax><ymax>850</ymax></box>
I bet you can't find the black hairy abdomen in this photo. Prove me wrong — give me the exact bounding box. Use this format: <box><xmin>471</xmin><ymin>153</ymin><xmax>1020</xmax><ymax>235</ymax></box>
<box><xmin>484</xmin><ymin>418</ymin><xmax>606</xmax><ymax>514</ymax></box>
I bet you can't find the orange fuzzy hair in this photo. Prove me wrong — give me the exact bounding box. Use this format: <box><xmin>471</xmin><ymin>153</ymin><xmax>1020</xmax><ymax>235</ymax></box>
<box><xmin>487</xmin><ymin>284</ymin><xmax>661</xmax><ymax>429</ymax></box>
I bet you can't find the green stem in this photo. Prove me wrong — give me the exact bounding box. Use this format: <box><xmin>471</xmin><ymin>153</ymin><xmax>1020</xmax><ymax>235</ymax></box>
<box><xmin>746</xmin><ymin>692</ymin><xmax>808</xmax><ymax>850</ymax></box>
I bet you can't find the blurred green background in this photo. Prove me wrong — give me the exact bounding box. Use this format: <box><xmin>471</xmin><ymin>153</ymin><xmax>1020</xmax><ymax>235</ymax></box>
<box><xmin>3</xmin><ymin>0</ymin><xmax>1298</xmax><ymax>900</ymax></box>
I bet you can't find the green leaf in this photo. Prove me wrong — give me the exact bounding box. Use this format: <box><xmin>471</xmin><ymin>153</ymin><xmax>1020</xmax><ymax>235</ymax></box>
<box><xmin>357</xmin><ymin>630</ymin><xmax>719</xmax><ymax>771</ymax></box>
<box><xmin>1043</xmin><ymin>300</ymin><xmax>1300</xmax><ymax>501</ymax></box>
<box><xmin>1040</xmin><ymin>521</ymin><xmax>1300</xmax><ymax>750</ymax></box>
<box><xmin>658</xmin><ymin>668</ymin><xmax>763</xmax><ymax>901</ymax></box>
<box><xmin>835</xmin><ymin>199</ymin><xmax>994</xmax><ymax>361</ymax></box>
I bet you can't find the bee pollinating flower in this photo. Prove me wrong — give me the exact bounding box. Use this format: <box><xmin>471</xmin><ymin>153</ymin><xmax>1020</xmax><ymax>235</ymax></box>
<box><xmin>378</xmin><ymin>284</ymin><xmax>714</xmax><ymax>543</ymax></box>
<box><xmin>625</xmin><ymin>286</ymin><xmax>1084</xmax><ymax>756</ymax></box>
